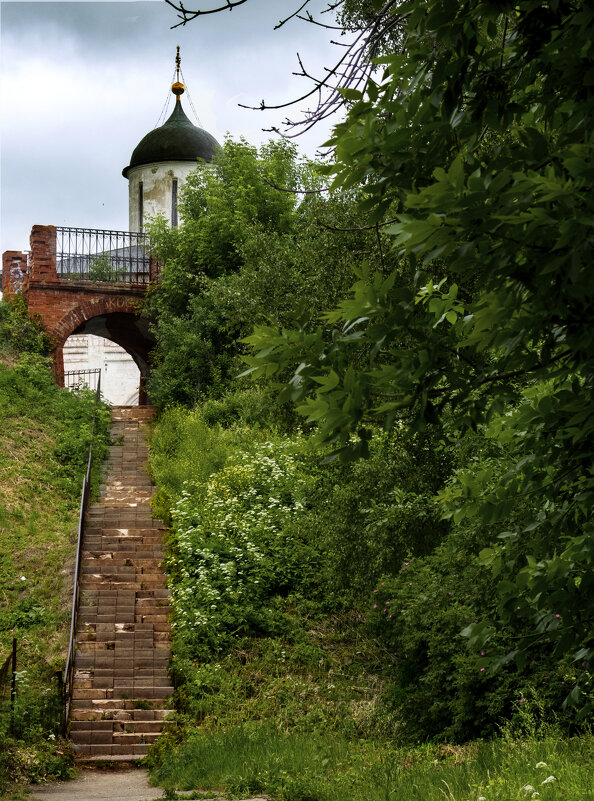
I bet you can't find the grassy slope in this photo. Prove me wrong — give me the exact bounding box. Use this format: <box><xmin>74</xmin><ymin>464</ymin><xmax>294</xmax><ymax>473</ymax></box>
<box><xmin>0</xmin><ymin>350</ymin><xmax>110</xmax><ymax>792</ymax></box>
<box><xmin>146</xmin><ymin>405</ymin><xmax>594</xmax><ymax>801</ymax></box>
<box><xmin>0</xmin><ymin>412</ymin><xmax>79</xmax><ymax>666</ymax></box>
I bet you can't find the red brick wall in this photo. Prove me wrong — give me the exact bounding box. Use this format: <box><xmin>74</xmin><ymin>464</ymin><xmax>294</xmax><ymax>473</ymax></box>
<box><xmin>20</xmin><ymin>225</ymin><xmax>144</xmax><ymax>348</ymax></box>
<box><xmin>29</xmin><ymin>225</ymin><xmax>58</xmax><ymax>283</ymax></box>
<box><xmin>2</xmin><ymin>251</ymin><xmax>29</xmax><ymax>299</ymax></box>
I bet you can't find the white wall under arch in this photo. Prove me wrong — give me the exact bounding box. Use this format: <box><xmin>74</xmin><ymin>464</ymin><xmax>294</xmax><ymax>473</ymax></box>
<box><xmin>63</xmin><ymin>334</ymin><xmax>140</xmax><ymax>405</ymax></box>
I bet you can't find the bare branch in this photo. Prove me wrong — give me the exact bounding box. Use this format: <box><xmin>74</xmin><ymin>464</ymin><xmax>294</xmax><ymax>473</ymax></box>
<box><xmin>274</xmin><ymin>0</ymin><xmax>311</xmax><ymax>30</ymax></box>
<box><xmin>375</xmin><ymin>222</ymin><xmax>386</xmax><ymax>273</ymax></box>
<box><xmin>164</xmin><ymin>0</ymin><xmax>409</xmax><ymax>138</ymax></box>
<box><xmin>165</xmin><ymin>0</ymin><xmax>248</xmax><ymax>27</ymax></box>
<box><xmin>296</xmin><ymin>13</ymin><xmax>345</xmax><ymax>30</ymax></box>
<box><xmin>317</xmin><ymin>217</ymin><xmax>400</xmax><ymax>232</ymax></box>
<box><xmin>237</xmin><ymin>25</ymin><xmax>369</xmax><ymax>113</ymax></box>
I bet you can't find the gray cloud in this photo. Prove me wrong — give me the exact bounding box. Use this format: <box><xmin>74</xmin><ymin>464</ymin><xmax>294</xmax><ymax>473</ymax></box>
<box><xmin>1</xmin><ymin>0</ymin><xmax>341</xmax><ymax>252</ymax></box>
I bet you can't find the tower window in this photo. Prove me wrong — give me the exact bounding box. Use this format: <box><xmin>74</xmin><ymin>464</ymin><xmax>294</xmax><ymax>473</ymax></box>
<box><xmin>138</xmin><ymin>182</ymin><xmax>144</xmax><ymax>233</ymax></box>
<box><xmin>172</xmin><ymin>179</ymin><xmax>178</xmax><ymax>228</ymax></box>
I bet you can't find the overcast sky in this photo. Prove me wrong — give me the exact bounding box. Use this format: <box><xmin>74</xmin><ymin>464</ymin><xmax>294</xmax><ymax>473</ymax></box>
<box><xmin>1</xmin><ymin>0</ymin><xmax>342</xmax><ymax>253</ymax></box>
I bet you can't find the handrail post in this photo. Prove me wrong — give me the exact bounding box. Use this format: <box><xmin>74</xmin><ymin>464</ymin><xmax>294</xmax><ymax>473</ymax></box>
<box><xmin>10</xmin><ymin>638</ymin><xmax>17</xmax><ymax>735</ymax></box>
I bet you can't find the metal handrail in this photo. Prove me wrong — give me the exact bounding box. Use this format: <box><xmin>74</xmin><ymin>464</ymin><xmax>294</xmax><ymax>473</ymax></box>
<box><xmin>62</xmin><ymin>374</ymin><xmax>102</xmax><ymax>732</ymax></box>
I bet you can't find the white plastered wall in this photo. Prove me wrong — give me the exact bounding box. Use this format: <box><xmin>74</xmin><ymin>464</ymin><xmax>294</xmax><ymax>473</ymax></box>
<box><xmin>64</xmin><ymin>335</ymin><xmax>140</xmax><ymax>405</ymax></box>
<box><xmin>127</xmin><ymin>161</ymin><xmax>198</xmax><ymax>232</ymax></box>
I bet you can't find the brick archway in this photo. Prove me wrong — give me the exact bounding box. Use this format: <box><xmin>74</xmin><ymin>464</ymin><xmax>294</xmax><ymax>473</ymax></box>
<box><xmin>2</xmin><ymin>225</ymin><xmax>157</xmax><ymax>405</ymax></box>
<box><xmin>52</xmin><ymin>296</ymin><xmax>142</xmax><ymax>348</ymax></box>
<box><xmin>52</xmin><ymin>298</ymin><xmax>155</xmax><ymax>405</ymax></box>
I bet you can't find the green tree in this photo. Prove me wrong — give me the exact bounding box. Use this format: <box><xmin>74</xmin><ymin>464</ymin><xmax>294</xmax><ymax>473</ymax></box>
<box><xmin>144</xmin><ymin>137</ymin><xmax>386</xmax><ymax>407</ymax></box>
<box><xmin>144</xmin><ymin>137</ymin><xmax>303</xmax><ymax>406</ymax></box>
<box><xmin>243</xmin><ymin>0</ymin><xmax>594</xmax><ymax>700</ymax></box>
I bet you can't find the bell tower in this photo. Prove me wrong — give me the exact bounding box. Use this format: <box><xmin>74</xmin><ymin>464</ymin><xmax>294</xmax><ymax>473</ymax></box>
<box><xmin>122</xmin><ymin>48</ymin><xmax>220</xmax><ymax>232</ymax></box>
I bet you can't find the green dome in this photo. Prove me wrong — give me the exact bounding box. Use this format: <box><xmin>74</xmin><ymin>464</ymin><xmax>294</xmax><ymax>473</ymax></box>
<box><xmin>122</xmin><ymin>100</ymin><xmax>219</xmax><ymax>178</ymax></box>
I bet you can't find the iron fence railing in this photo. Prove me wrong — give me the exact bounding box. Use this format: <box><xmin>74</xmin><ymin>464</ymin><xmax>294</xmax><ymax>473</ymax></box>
<box><xmin>56</xmin><ymin>227</ymin><xmax>152</xmax><ymax>284</ymax></box>
<box><xmin>63</xmin><ymin>374</ymin><xmax>101</xmax><ymax>732</ymax></box>
<box><xmin>64</xmin><ymin>368</ymin><xmax>102</xmax><ymax>393</ymax></box>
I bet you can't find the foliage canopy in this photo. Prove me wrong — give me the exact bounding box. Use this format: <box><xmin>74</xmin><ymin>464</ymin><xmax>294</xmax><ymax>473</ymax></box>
<box><xmin>144</xmin><ymin>137</ymin><xmax>384</xmax><ymax>407</ymax></box>
<box><xmin>240</xmin><ymin>0</ymin><xmax>594</xmax><ymax>700</ymax></box>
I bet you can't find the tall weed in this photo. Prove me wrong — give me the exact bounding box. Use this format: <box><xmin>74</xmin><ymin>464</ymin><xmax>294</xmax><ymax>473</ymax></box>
<box><xmin>149</xmin><ymin>725</ymin><xmax>594</xmax><ymax>801</ymax></box>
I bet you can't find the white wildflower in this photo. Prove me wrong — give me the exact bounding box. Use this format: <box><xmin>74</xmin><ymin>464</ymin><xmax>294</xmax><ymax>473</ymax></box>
<box><xmin>521</xmin><ymin>786</ymin><xmax>535</xmax><ymax>794</ymax></box>
<box><xmin>535</xmin><ymin>762</ymin><xmax>548</xmax><ymax>769</ymax></box>
<box><xmin>541</xmin><ymin>776</ymin><xmax>556</xmax><ymax>785</ymax></box>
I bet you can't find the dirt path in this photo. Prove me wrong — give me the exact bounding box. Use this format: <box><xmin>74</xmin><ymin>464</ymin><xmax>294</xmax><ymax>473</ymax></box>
<box><xmin>26</xmin><ymin>769</ymin><xmax>267</xmax><ymax>801</ymax></box>
<box><xmin>26</xmin><ymin>768</ymin><xmax>167</xmax><ymax>800</ymax></box>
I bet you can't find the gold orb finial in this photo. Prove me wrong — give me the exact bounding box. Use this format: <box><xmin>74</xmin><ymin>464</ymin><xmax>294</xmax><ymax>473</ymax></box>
<box><xmin>172</xmin><ymin>46</ymin><xmax>184</xmax><ymax>100</ymax></box>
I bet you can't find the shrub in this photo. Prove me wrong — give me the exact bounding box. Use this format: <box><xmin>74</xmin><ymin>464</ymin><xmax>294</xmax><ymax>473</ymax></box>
<box><xmin>297</xmin><ymin>427</ymin><xmax>453</xmax><ymax>601</ymax></box>
<box><xmin>0</xmin><ymin>297</ymin><xmax>51</xmax><ymax>358</ymax></box>
<box><xmin>367</xmin><ymin>535</ymin><xmax>582</xmax><ymax>742</ymax></box>
<box><xmin>167</xmin><ymin>436</ymin><xmax>320</xmax><ymax>661</ymax></box>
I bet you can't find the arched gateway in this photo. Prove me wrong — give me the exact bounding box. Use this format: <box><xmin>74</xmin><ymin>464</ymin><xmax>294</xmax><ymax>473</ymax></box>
<box><xmin>2</xmin><ymin>225</ymin><xmax>157</xmax><ymax>404</ymax></box>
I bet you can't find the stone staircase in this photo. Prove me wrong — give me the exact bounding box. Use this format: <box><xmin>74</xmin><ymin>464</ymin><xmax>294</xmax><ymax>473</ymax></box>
<box><xmin>69</xmin><ymin>406</ymin><xmax>174</xmax><ymax>759</ymax></box>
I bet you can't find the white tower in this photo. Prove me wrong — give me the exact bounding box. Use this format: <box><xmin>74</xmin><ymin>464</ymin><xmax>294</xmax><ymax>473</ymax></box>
<box><xmin>122</xmin><ymin>49</ymin><xmax>219</xmax><ymax>233</ymax></box>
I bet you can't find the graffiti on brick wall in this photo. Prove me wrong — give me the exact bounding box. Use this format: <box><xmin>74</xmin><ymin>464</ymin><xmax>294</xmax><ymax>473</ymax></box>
<box><xmin>9</xmin><ymin>258</ymin><xmax>27</xmax><ymax>294</ymax></box>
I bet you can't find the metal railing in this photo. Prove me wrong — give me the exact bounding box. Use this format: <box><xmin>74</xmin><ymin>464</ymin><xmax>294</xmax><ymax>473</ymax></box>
<box><xmin>64</xmin><ymin>368</ymin><xmax>102</xmax><ymax>393</ymax></box>
<box><xmin>63</xmin><ymin>374</ymin><xmax>102</xmax><ymax>731</ymax></box>
<box><xmin>56</xmin><ymin>227</ymin><xmax>152</xmax><ymax>284</ymax></box>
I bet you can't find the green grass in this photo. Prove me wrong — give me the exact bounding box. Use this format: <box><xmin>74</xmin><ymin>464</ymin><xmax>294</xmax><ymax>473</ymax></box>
<box><xmin>149</xmin><ymin>726</ymin><xmax>594</xmax><ymax>801</ymax></box>
<box><xmin>148</xmin><ymin>404</ymin><xmax>267</xmax><ymax>525</ymax></box>
<box><xmin>0</xmin><ymin>352</ymin><xmax>110</xmax><ymax>791</ymax></box>
<box><xmin>167</xmin><ymin>606</ymin><xmax>394</xmax><ymax>738</ymax></box>
<box><xmin>0</xmin><ymin>356</ymin><xmax>110</xmax><ymax>670</ymax></box>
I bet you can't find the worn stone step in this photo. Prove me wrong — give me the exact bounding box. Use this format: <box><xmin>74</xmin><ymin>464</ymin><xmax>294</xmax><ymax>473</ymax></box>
<box><xmin>72</xmin><ymin>686</ymin><xmax>172</xmax><ymax>702</ymax></box>
<box><xmin>71</xmin><ymin>718</ymin><xmax>172</xmax><ymax>732</ymax></box>
<box><xmin>72</xmin><ymin>743</ymin><xmax>150</xmax><ymax>756</ymax></box>
<box><xmin>83</xmin><ymin>549</ymin><xmax>164</xmax><ymax>557</ymax></box>
<box><xmin>78</xmin><ymin>670</ymin><xmax>170</xmax><ymax>682</ymax></box>
<box><xmin>81</xmin><ymin>563</ymin><xmax>165</xmax><ymax>573</ymax></box>
<box><xmin>82</xmin><ymin>571</ymin><xmax>167</xmax><ymax>580</ymax></box>
<box><xmin>71</xmin><ymin>711</ymin><xmax>173</xmax><ymax>726</ymax></box>
<box><xmin>83</xmin><ymin>550</ymin><xmax>164</xmax><ymax>559</ymax></box>
<box><xmin>71</xmin><ymin>703</ymin><xmax>170</xmax><ymax>718</ymax></box>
